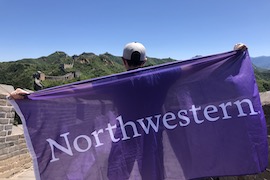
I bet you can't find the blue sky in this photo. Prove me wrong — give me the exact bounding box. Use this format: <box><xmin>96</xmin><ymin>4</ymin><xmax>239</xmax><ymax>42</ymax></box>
<box><xmin>0</xmin><ymin>0</ymin><xmax>269</xmax><ymax>61</ymax></box>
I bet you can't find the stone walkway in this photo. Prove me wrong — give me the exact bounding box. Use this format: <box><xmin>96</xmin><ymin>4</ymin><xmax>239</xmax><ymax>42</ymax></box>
<box><xmin>0</xmin><ymin>167</ymin><xmax>35</xmax><ymax>180</ymax></box>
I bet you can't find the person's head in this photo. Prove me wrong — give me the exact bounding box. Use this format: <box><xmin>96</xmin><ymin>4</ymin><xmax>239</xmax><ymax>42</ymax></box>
<box><xmin>33</xmin><ymin>72</ymin><xmax>41</xmax><ymax>79</ymax></box>
<box><xmin>122</xmin><ymin>42</ymin><xmax>147</xmax><ymax>70</ymax></box>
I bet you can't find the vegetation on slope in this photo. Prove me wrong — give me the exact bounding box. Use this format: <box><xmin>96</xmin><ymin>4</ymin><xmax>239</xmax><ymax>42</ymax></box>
<box><xmin>0</xmin><ymin>52</ymin><xmax>269</xmax><ymax>92</ymax></box>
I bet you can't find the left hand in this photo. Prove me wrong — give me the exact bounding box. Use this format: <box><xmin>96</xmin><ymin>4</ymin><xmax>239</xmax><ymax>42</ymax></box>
<box><xmin>9</xmin><ymin>88</ymin><xmax>30</xmax><ymax>100</ymax></box>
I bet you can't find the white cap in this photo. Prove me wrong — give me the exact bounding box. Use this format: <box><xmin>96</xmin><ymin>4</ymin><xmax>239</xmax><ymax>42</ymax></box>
<box><xmin>122</xmin><ymin>42</ymin><xmax>147</xmax><ymax>61</ymax></box>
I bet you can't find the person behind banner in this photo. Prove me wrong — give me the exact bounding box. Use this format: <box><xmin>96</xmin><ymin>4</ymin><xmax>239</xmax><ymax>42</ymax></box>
<box><xmin>121</xmin><ymin>42</ymin><xmax>147</xmax><ymax>71</ymax></box>
<box><xmin>107</xmin><ymin>42</ymin><xmax>167</xmax><ymax>180</ymax></box>
<box><xmin>106</xmin><ymin>42</ymin><xmax>248</xmax><ymax>180</ymax></box>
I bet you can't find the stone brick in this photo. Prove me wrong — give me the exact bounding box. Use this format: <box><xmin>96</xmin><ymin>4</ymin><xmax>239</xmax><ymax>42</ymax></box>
<box><xmin>10</xmin><ymin>150</ymin><xmax>20</xmax><ymax>157</ymax></box>
<box><xmin>19</xmin><ymin>143</ymin><xmax>27</xmax><ymax>149</ymax></box>
<box><xmin>0</xmin><ymin>125</ymin><xmax>4</xmax><ymax>131</ymax></box>
<box><xmin>19</xmin><ymin>134</ymin><xmax>25</xmax><ymax>139</ymax></box>
<box><xmin>0</xmin><ymin>137</ymin><xmax>5</xmax><ymax>143</ymax></box>
<box><xmin>0</xmin><ymin>106</ymin><xmax>13</xmax><ymax>112</ymax></box>
<box><xmin>0</xmin><ymin>142</ymin><xmax>14</xmax><ymax>149</ymax></box>
<box><xmin>0</xmin><ymin>118</ymin><xmax>9</xmax><ymax>124</ymax></box>
<box><xmin>4</xmin><ymin>124</ymin><xmax>12</xmax><ymax>131</ymax></box>
<box><xmin>18</xmin><ymin>139</ymin><xmax>26</xmax><ymax>144</ymax></box>
<box><xmin>8</xmin><ymin>146</ymin><xmax>19</xmax><ymax>153</ymax></box>
<box><xmin>0</xmin><ymin>147</ymin><xmax>8</xmax><ymax>156</ymax></box>
<box><xmin>20</xmin><ymin>148</ymin><xmax>29</xmax><ymax>154</ymax></box>
<box><xmin>0</xmin><ymin>99</ymin><xmax>6</xmax><ymax>106</ymax></box>
<box><xmin>0</xmin><ymin>131</ymin><xmax>6</xmax><ymax>136</ymax></box>
<box><xmin>0</xmin><ymin>94</ymin><xmax>7</xmax><ymax>99</ymax></box>
<box><xmin>7</xmin><ymin>131</ymin><xmax>12</xmax><ymax>135</ymax></box>
<box><xmin>5</xmin><ymin>135</ymin><xmax>19</xmax><ymax>142</ymax></box>
<box><xmin>7</xmin><ymin>142</ymin><xmax>14</xmax><ymax>147</ymax></box>
<box><xmin>9</xmin><ymin>118</ymin><xmax>14</xmax><ymax>124</ymax></box>
<box><xmin>0</xmin><ymin>144</ymin><xmax>5</xmax><ymax>149</ymax></box>
<box><xmin>0</xmin><ymin>144</ymin><xmax>9</xmax><ymax>150</ymax></box>
<box><xmin>6</xmin><ymin>112</ymin><xmax>15</xmax><ymax>118</ymax></box>
<box><xmin>0</xmin><ymin>112</ymin><xmax>5</xmax><ymax>118</ymax></box>
<box><xmin>13</xmin><ymin>139</ymin><xmax>19</xmax><ymax>145</ymax></box>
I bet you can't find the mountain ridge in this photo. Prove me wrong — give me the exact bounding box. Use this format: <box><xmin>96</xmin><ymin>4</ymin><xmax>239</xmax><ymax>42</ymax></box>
<box><xmin>251</xmin><ymin>56</ymin><xmax>270</xmax><ymax>70</ymax></box>
<box><xmin>0</xmin><ymin>51</ymin><xmax>175</xmax><ymax>90</ymax></box>
<box><xmin>0</xmin><ymin>51</ymin><xmax>269</xmax><ymax>92</ymax></box>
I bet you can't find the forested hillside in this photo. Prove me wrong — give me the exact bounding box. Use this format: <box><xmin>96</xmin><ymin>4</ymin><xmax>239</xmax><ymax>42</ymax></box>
<box><xmin>1</xmin><ymin>51</ymin><xmax>270</xmax><ymax>92</ymax></box>
<box><xmin>254</xmin><ymin>67</ymin><xmax>270</xmax><ymax>92</ymax></box>
<box><xmin>0</xmin><ymin>51</ymin><xmax>174</xmax><ymax>90</ymax></box>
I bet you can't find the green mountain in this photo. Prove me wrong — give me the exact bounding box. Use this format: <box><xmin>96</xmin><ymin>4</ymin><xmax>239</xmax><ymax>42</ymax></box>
<box><xmin>0</xmin><ymin>51</ymin><xmax>174</xmax><ymax>90</ymax></box>
<box><xmin>0</xmin><ymin>51</ymin><xmax>270</xmax><ymax>92</ymax></box>
<box><xmin>254</xmin><ymin>65</ymin><xmax>270</xmax><ymax>92</ymax></box>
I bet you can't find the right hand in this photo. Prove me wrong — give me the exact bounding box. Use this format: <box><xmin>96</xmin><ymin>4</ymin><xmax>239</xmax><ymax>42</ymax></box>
<box><xmin>234</xmin><ymin>43</ymin><xmax>248</xmax><ymax>51</ymax></box>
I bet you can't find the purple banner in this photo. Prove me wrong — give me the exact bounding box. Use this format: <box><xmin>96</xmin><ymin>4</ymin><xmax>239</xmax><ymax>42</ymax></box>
<box><xmin>11</xmin><ymin>50</ymin><xmax>268</xmax><ymax>180</ymax></box>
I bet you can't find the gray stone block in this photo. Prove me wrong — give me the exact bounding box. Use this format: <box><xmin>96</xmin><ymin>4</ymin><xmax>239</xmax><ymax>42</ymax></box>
<box><xmin>8</xmin><ymin>146</ymin><xmax>19</xmax><ymax>153</ymax></box>
<box><xmin>0</xmin><ymin>100</ymin><xmax>6</xmax><ymax>106</ymax></box>
<box><xmin>0</xmin><ymin>137</ymin><xmax>5</xmax><ymax>143</ymax></box>
<box><xmin>0</xmin><ymin>94</ymin><xmax>7</xmax><ymax>99</ymax></box>
<box><xmin>6</xmin><ymin>135</ymin><xmax>19</xmax><ymax>142</ymax></box>
<box><xmin>19</xmin><ymin>143</ymin><xmax>27</xmax><ymax>149</ymax></box>
<box><xmin>6</xmin><ymin>112</ymin><xmax>15</xmax><ymax>118</ymax></box>
<box><xmin>0</xmin><ymin>147</ymin><xmax>8</xmax><ymax>156</ymax></box>
<box><xmin>20</xmin><ymin>148</ymin><xmax>29</xmax><ymax>154</ymax></box>
<box><xmin>4</xmin><ymin>124</ymin><xmax>12</xmax><ymax>131</ymax></box>
<box><xmin>0</xmin><ymin>131</ymin><xmax>6</xmax><ymax>137</ymax></box>
<box><xmin>9</xmin><ymin>118</ymin><xmax>14</xmax><ymax>124</ymax></box>
<box><xmin>18</xmin><ymin>139</ymin><xmax>26</xmax><ymax>144</ymax></box>
<box><xmin>0</xmin><ymin>118</ymin><xmax>9</xmax><ymax>124</ymax></box>
<box><xmin>0</xmin><ymin>113</ymin><xmax>5</xmax><ymax>118</ymax></box>
<box><xmin>0</xmin><ymin>106</ymin><xmax>13</xmax><ymax>112</ymax></box>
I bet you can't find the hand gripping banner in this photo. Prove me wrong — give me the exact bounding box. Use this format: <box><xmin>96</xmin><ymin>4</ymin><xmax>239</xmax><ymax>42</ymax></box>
<box><xmin>10</xmin><ymin>49</ymin><xmax>268</xmax><ymax>180</ymax></box>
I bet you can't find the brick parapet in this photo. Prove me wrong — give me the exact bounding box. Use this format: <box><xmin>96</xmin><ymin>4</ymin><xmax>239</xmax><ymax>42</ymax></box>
<box><xmin>0</xmin><ymin>91</ymin><xmax>32</xmax><ymax>178</ymax></box>
<box><xmin>0</xmin><ymin>92</ymin><xmax>14</xmax><ymax>138</ymax></box>
<box><xmin>0</xmin><ymin>133</ymin><xmax>32</xmax><ymax>178</ymax></box>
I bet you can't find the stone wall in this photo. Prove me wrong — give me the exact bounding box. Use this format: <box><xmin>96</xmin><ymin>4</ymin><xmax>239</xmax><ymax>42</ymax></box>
<box><xmin>45</xmin><ymin>72</ymin><xmax>76</xmax><ymax>81</ymax></box>
<box><xmin>0</xmin><ymin>92</ymin><xmax>32</xmax><ymax>178</ymax></box>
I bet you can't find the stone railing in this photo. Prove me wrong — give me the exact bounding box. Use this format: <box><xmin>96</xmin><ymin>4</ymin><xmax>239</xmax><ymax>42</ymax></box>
<box><xmin>0</xmin><ymin>90</ymin><xmax>32</xmax><ymax>178</ymax></box>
